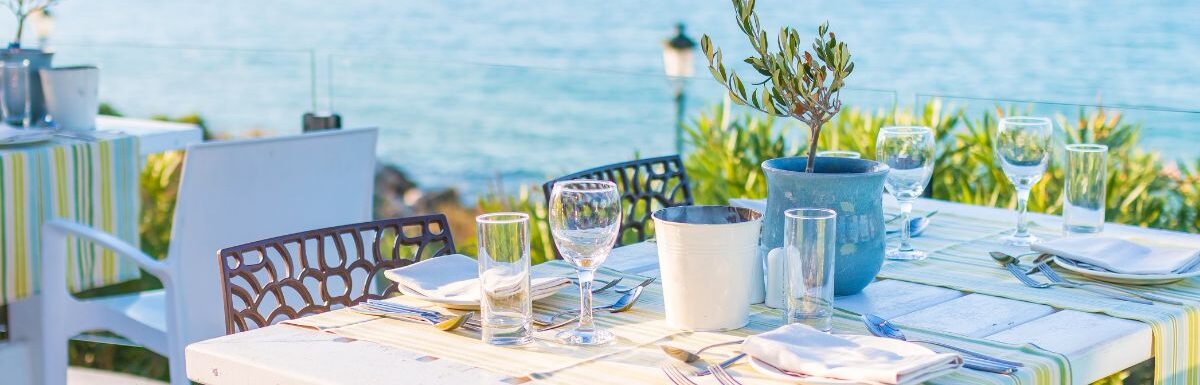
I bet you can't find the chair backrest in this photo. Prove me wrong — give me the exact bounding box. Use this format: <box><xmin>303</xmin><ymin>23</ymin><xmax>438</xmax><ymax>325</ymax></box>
<box><xmin>167</xmin><ymin>128</ymin><xmax>377</xmax><ymax>345</ymax></box>
<box><xmin>541</xmin><ymin>155</ymin><xmax>693</xmax><ymax>257</ymax></box>
<box><xmin>217</xmin><ymin>214</ymin><xmax>456</xmax><ymax>334</ymax></box>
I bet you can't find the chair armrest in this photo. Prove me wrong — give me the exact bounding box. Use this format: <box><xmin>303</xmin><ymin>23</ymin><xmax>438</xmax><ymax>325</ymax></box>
<box><xmin>41</xmin><ymin>219</ymin><xmax>171</xmax><ymax>283</ymax></box>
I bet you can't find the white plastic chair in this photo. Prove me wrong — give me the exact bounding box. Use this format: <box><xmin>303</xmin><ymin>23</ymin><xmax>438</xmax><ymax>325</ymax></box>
<box><xmin>39</xmin><ymin>128</ymin><xmax>378</xmax><ymax>385</ymax></box>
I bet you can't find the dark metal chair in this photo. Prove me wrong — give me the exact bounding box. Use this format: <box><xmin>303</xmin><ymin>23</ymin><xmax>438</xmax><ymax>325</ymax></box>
<box><xmin>541</xmin><ymin>155</ymin><xmax>693</xmax><ymax>258</ymax></box>
<box><xmin>218</xmin><ymin>214</ymin><xmax>456</xmax><ymax>334</ymax></box>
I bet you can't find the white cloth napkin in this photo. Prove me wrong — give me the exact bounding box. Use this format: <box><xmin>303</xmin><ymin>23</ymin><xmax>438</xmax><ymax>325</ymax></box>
<box><xmin>743</xmin><ymin>324</ymin><xmax>961</xmax><ymax>385</ymax></box>
<box><xmin>383</xmin><ymin>254</ymin><xmax>569</xmax><ymax>302</ymax></box>
<box><xmin>1032</xmin><ymin>236</ymin><xmax>1200</xmax><ymax>275</ymax></box>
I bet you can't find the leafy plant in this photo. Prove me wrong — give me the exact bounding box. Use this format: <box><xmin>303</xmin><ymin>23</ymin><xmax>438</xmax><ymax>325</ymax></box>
<box><xmin>701</xmin><ymin>0</ymin><xmax>854</xmax><ymax>172</ymax></box>
<box><xmin>472</xmin><ymin>182</ymin><xmax>555</xmax><ymax>265</ymax></box>
<box><xmin>4</xmin><ymin>0</ymin><xmax>58</xmax><ymax>45</ymax></box>
<box><xmin>683</xmin><ymin>100</ymin><xmax>796</xmax><ymax>204</ymax></box>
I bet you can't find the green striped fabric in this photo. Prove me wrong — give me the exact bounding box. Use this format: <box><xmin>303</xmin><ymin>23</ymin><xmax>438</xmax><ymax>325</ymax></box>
<box><xmin>880</xmin><ymin>209</ymin><xmax>1200</xmax><ymax>385</ymax></box>
<box><xmin>1</xmin><ymin>136</ymin><xmax>140</xmax><ymax>304</ymax></box>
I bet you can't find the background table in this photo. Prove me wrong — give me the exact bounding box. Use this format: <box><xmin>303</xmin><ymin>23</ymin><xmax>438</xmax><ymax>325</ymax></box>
<box><xmin>1</xmin><ymin>118</ymin><xmax>203</xmax><ymax>385</ymax></box>
<box><xmin>186</xmin><ymin>198</ymin><xmax>1186</xmax><ymax>385</ymax></box>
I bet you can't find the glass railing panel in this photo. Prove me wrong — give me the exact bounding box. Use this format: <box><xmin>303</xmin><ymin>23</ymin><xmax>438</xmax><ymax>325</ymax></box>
<box><xmin>330</xmin><ymin>56</ymin><xmax>896</xmax><ymax>197</ymax></box>
<box><xmin>51</xmin><ymin>43</ymin><xmax>316</xmax><ymax>134</ymax></box>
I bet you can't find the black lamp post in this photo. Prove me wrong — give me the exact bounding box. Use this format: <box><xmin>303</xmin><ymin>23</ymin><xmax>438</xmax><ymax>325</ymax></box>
<box><xmin>662</xmin><ymin>22</ymin><xmax>696</xmax><ymax>155</ymax></box>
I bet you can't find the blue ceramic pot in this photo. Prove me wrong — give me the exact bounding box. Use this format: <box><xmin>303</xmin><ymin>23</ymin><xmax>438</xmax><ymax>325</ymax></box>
<box><xmin>761</xmin><ymin>156</ymin><xmax>889</xmax><ymax>295</ymax></box>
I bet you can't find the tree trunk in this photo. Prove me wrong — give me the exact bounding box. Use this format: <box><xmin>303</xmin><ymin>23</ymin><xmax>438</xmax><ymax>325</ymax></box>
<box><xmin>804</xmin><ymin>124</ymin><xmax>822</xmax><ymax>173</ymax></box>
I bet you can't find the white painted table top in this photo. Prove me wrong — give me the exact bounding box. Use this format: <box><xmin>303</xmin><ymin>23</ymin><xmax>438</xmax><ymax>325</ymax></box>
<box><xmin>96</xmin><ymin>115</ymin><xmax>203</xmax><ymax>156</ymax></box>
<box><xmin>186</xmin><ymin>198</ymin><xmax>1180</xmax><ymax>385</ymax></box>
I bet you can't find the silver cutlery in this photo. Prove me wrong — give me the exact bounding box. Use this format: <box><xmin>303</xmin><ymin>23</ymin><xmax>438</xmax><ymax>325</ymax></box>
<box><xmin>661</xmin><ymin>340</ymin><xmax>743</xmax><ymax>363</ymax></box>
<box><xmin>709</xmin><ymin>363</ymin><xmax>744</xmax><ymax>385</ymax></box>
<box><xmin>990</xmin><ymin>252</ymin><xmax>1154</xmax><ymax>305</ymax></box>
<box><xmin>576</xmin><ymin>277</ymin><xmax>624</xmax><ymax>293</ymax></box>
<box><xmin>660</xmin><ymin>363</ymin><xmax>699</xmax><ymax>385</ymax></box>
<box><xmin>886</xmin><ymin>210</ymin><xmax>938</xmax><ymax>236</ymax></box>
<box><xmin>362</xmin><ymin>301</ymin><xmax>576</xmax><ymax>332</ymax></box>
<box><xmin>695</xmin><ymin>353</ymin><xmax>746</xmax><ymax>376</ymax></box>
<box><xmin>862</xmin><ymin>314</ymin><xmax>1024</xmax><ymax>369</ymax></box>
<box><xmin>1027</xmin><ymin>254</ymin><xmax>1184</xmax><ymax>305</ymax></box>
<box><xmin>614</xmin><ymin>277</ymin><xmax>656</xmax><ymax>294</ymax></box>
<box><xmin>352</xmin><ymin>304</ymin><xmax>474</xmax><ymax>332</ymax></box>
<box><xmin>541</xmin><ymin>285</ymin><xmax>645</xmax><ymax>322</ymax></box>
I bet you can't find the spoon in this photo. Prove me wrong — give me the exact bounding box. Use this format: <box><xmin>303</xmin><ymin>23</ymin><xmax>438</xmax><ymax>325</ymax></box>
<box><xmin>886</xmin><ymin>210</ymin><xmax>938</xmax><ymax>236</ymax></box>
<box><xmin>861</xmin><ymin>314</ymin><xmax>1024</xmax><ymax>368</ymax></box>
<box><xmin>541</xmin><ymin>285</ymin><xmax>646</xmax><ymax>322</ymax></box>
<box><xmin>661</xmin><ymin>340</ymin><xmax>743</xmax><ymax>363</ymax></box>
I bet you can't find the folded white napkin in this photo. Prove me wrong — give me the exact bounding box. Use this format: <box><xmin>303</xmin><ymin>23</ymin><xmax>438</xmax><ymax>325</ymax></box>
<box><xmin>743</xmin><ymin>324</ymin><xmax>961</xmax><ymax>385</ymax></box>
<box><xmin>1032</xmin><ymin>236</ymin><xmax>1200</xmax><ymax>275</ymax></box>
<box><xmin>383</xmin><ymin>254</ymin><xmax>569</xmax><ymax>302</ymax></box>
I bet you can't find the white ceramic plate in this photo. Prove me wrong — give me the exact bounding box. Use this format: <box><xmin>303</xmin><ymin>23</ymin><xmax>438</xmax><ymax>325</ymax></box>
<box><xmin>395</xmin><ymin>282</ymin><xmax>569</xmax><ymax>310</ymax></box>
<box><xmin>747</xmin><ymin>335</ymin><xmax>959</xmax><ymax>384</ymax></box>
<box><xmin>0</xmin><ymin>131</ymin><xmax>52</xmax><ymax>146</ymax></box>
<box><xmin>1053</xmin><ymin>255</ymin><xmax>1200</xmax><ymax>285</ymax></box>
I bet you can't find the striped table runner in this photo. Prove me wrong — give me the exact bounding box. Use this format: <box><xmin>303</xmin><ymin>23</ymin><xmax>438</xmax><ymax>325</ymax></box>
<box><xmin>284</xmin><ymin>262</ymin><xmax>1067</xmax><ymax>384</ymax></box>
<box><xmin>1</xmin><ymin>135</ymin><xmax>141</xmax><ymax>304</ymax></box>
<box><xmin>882</xmin><ymin>209</ymin><xmax>1200</xmax><ymax>385</ymax></box>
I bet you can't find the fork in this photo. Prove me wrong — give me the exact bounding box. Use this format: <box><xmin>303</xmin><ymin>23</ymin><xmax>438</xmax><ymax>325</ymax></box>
<box><xmin>660</xmin><ymin>363</ymin><xmax>699</xmax><ymax>385</ymax></box>
<box><xmin>995</xmin><ymin>256</ymin><xmax>1153</xmax><ymax>305</ymax></box>
<box><xmin>709</xmin><ymin>364</ymin><xmax>744</xmax><ymax>385</ymax></box>
<box><xmin>1033</xmin><ymin>259</ymin><xmax>1184</xmax><ymax>305</ymax></box>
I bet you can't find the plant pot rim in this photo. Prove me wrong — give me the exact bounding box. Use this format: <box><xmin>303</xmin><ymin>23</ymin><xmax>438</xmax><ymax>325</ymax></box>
<box><xmin>41</xmin><ymin>65</ymin><xmax>98</xmax><ymax>72</ymax></box>
<box><xmin>652</xmin><ymin>205</ymin><xmax>763</xmax><ymax>227</ymax></box>
<box><xmin>762</xmin><ymin>156</ymin><xmax>890</xmax><ymax>178</ymax></box>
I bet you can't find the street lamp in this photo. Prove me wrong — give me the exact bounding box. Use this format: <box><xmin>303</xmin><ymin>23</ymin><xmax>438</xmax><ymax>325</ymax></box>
<box><xmin>662</xmin><ymin>22</ymin><xmax>696</xmax><ymax>155</ymax></box>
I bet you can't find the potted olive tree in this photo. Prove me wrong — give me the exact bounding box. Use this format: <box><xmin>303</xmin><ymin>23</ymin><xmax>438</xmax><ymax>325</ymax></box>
<box><xmin>2</xmin><ymin>0</ymin><xmax>58</xmax><ymax>124</ymax></box>
<box><xmin>702</xmin><ymin>0</ymin><xmax>887</xmax><ymax>295</ymax></box>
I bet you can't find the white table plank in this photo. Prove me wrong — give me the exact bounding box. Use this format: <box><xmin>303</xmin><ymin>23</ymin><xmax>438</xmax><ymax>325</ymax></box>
<box><xmin>987</xmin><ymin>310</ymin><xmax>1151</xmax><ymax>385</ymax></box>
<box><xmin>186</xmin><ymin>326</ymin><xmax>512</xmax><ymax>385</ymax></box>
<box><xmin>891</xmin><ymin>293</ymin><xmax>1056</xmax><ymax>338</ymax></box>
<box><xmin>835</xmin><ymin>279</ymin><xmax>964</xmax><ymax>319</ymax></box>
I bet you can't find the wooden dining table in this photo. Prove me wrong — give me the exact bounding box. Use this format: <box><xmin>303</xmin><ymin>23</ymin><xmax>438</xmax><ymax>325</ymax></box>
<box><xmin>185</xmin><ymin>198</ymin><xmax>1198</xmax><ymax>385</ymax></box>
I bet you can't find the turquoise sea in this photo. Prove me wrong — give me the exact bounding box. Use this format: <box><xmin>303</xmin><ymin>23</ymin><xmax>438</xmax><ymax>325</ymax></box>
<box><xmin>6</xmin><ymin>0</ymin><xmax>1198</xmax><ymax>195</ymax></box>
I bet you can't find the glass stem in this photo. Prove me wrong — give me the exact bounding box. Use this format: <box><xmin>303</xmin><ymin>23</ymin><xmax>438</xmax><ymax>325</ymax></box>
<box><xmin>1015</xmin><ymin>188</ymin><xmax>1031</xmax><ymax>237</ymax></box>
<box><xmin>576</xmin><ymin>268</ymin><xmax>595</xmax><ymax>332</ymax></box>
<box><xmin>898</xmin><ymin>201</ymin><xmax>914</xmax><ymax>252</ymax></box>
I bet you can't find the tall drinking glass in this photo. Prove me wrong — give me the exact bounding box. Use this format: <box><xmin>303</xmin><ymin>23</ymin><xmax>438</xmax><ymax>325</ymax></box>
<box><xmin>1</xmin><ymin>59</ymin><xmax>31</xmax><ymax>127</ymax></box>
<box><xmin>784</xmin><ymin>208</ymin><xmax>837</xmax><ymax>332</ymax></box>
<box><xmin>548</xmin><ymin>180</ymin><xmax>621</xmax><ymax>346</ymax></box>
<box><xmin>995</xmin><ymin>117</ymin><xmax>1053</xmax><ymax>246</ymax></box>
<box><xmin>477</xmin><ymin>212</ymin><xmax>533</xmax><ymax>346</ymax></box>
<box><xmin>1063</xmin><ymin>144</ymin><xmax>1108</xmax><ymax>235</ymax></box>
<box><xmin>876</xmin><ymin>126</ymin><xmax>935</xmax><ymax>261</ymax></box>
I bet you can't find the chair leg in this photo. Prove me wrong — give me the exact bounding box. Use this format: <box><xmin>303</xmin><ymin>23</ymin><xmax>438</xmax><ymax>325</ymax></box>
<box><xmin>168</xmin><ymin>345</ymin><xmax>188</xmax><ymax>385</ymax></box>
<box><xmin>39</xmin><ymin>321</ymin><xmax>69</xmax><ymax>385</ymax></box>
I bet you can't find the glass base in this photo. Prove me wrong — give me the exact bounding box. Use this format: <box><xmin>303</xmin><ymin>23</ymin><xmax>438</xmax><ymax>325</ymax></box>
<box><xmin>1003</xmin><ymin>232</ymin><xmax>1038</xmax><ymax>247</ymax></box>
<box><xmin>885</xmin><ymin>248</ymin><xmax>927</xmax><ymax>261</ymax></box>
<box><xmin>556</xmin><ymin>327</ymin><xmax>614</xmax><ymax>346</ymax></box>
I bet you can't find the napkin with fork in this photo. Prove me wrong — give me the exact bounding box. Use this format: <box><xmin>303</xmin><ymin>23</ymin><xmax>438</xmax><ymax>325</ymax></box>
<box><xmin>742</xmin><ymin>324</ymin><xmax>961</xmax><ymax>385</ymax></box>
<box><xmin>1032</xmin><ymin>236</ymin><xmax>1200</xmax><ymax>275</ymax></box>
<box><xmin>384</xmin><ymin>254</ymin><xmax>570</xmax><ymax>303</ymax></box>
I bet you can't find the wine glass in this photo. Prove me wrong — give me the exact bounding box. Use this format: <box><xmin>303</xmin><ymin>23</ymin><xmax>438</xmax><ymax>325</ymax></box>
<box><xmin>548</xmin><ymin>180</ymin><xmax>622</xmax><ymax>345</ymax></box>
<box><xmin>876</xmin><ymin>126</ymin><xmax>935</xmax><ymax>260</ymax></box>
<box><xmin>995</xmin><ymin>116</ymin><xmax>1053</xmax><ymax>246</ymax></box>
